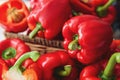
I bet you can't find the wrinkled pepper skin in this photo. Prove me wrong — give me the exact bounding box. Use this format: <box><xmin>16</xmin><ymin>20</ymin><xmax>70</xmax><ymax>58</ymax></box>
<box><xmin>80</xmin><ymin>53</ymin><xmax>120</xmax><ymax>80</ymax></box>
<box><xmin>0</xmin><ymin>38</ymin><xmax>30</xmax><ymax>67</ymax></box>
<box><xmin>0</xmin><ymin>0</ymin><xmax>29</xmax><ymax>32</ymax></box>
<box><xmin>70</xmin><ymin>0</ymin><xmax>116</xmax><ymax>24</ymax></box>
<box><xmin>27</xmin><ymin>0</ymin><xmax>72</xmax><ymax>39</ymax></box>
<box><xmin>62</xmin><ymin>15</ymin><xmax>113</xmax><ymax>64</ymax></box>
<box><xmin>37</xmin><ymin>51</ymin><xmax>79</xmax><ymax>80</ymax></box>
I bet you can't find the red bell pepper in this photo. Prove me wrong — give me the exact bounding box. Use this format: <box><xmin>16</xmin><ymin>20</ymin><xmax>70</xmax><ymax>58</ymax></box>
<box><xmin>105</xmin><ymin>39</ymin><xmax>120</xmax><ymax>60</ymax></box>
<box><xmin>37</xmin><ymin>51</ymin><xmax>79</xmax><ymax>80</ymax></box>
<box><xmin>0</xmin><ymin>0</ymin><xmax>29</xmax><ymax>32</ymax></box>
<box><xmin>2</xmin><ymin>51</ymin><xmax>40</xmax><ymax>80</ymax></box>
<box><xmin>70</xmin><ymin>0</ymin><xmax>116</xmax><ymax>23</ymax></box>
<box><xmin>110</xmin><ymin>39</ymin><xmax>120</xmax><ymax>53</ymax></box>
<box><xmin>0</xmin><ymin>59</ymin><xmax>8</xmax><ymax>80</ymax></box>
<box><xmin>80</xmin><ymin>52</ymin><xmax>120</xmax><ymax>80</ymax></box>
<box><xmin>0</xmin><ymin>38</ymin><xmax>30</xmax><ymax>67</ymax></box>
<box><xmin>23</xmin><ymin>63</ymin><xmax>43</xmax><ymax>80</ymax></box>
<box><xmin>27</xmin><ymin>0</ymin><xmax>72</xmax><ymax>39</ymax></box>
<box><xmin>62</xmin><ymin>15</ymin><xmax>113</xmax><ymax>64</ymax></box>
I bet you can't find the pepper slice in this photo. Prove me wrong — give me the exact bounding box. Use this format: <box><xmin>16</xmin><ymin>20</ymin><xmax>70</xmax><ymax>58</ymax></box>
<box><xmin>0</xmin><ymin>0</ymin><xmax>29</xmax><ymax>32</ymax></box>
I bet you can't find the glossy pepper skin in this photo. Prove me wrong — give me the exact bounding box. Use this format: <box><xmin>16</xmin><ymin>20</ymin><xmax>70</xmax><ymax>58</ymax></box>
<box><xmin>0</xmin><ymin>0</ymin><xmax>29</xmax><ymax>32</ymax></box>
<box><xmin>62</xmin><ymin>15</ymin><xmax>113</xmax><ymax>64</ymax></box>
<box><xmin>37</xmin><ymin>51</ymin><xmax>79</xmax><ymax>80</ymax></box>
<box><xmin>27</xmin><ymin>0</ymin><xmax>72</xmax><ymax>39</ymax></box>
<box><xmin>110</xmin><ymin>39</ymin><xmax>120</xmax><ymax>53</ymax></box>
<box><xmin>80</xmin><ymin>52</ymin><xmax>120</xmax><ymax>80</ymax></box>
<box><xmin>0</xmin><ymin>59</ymin><xmax>8</xmax><ymax>80</ymax></box>
<box><xmin>70</xmin><ymin>0</ymin><xmax>116</xmax><ymax>24</ymax></box>
<box><xmin>0</xmin><ymin>38</ymin><xmax>30</xmax><ymax>67</ymax></box>
<box><xmin>23</xmin><ymin>63</ymin><xmax>43</xmax><ymax>80</ymax></box>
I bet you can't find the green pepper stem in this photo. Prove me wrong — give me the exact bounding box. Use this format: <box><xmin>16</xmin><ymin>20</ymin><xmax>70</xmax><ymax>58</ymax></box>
<box><xmin>2</xmin><ymin>47</ymin><xmax>16</xmax><ymax>60</ymax></box>
<box><xmin>29</xmin><ymin>23</ymin><xmax>43</xmax><ymax>39</ymax></box>
<box><xmin>96</xmin><ymin>0</ymin><xmax>116</xmax><ymax>17</ymax></box>
<box><xmin>9</xmin><ymin>51</ymin><xmax>40</xmax><ymax>74</ymax></box>
<box><xmin>101</xmin><ymin>52</ymin><xmax>120</xmax><ymax>80</ymax></box>
<box><xmin>68</xmin><ymin>35</ymin><xmax>80</xmax><ymax>50</ymax></box>
<box><xmin>57</xmin><ymin>65</ymin><xmax>72</xmax><ymax>77</ymax></box>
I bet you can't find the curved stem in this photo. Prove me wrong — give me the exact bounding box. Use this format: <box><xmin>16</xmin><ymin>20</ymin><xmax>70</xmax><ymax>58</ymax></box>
<box><xmin>101</xmin><ymin>52</ymin><xmax>120</xmax><ymax>80</ymax></box>
<box><xmin>2</xmin><ymin>47</ymin><xmax>16</xmax><ymax>60</ymax></box>
<box><xmin>9</xmin><ymin>51</ymin><xmax>40</xmax><ymax>74</ymax></box>
<box><xmin>29</xmin><ymin>23</ymin><xmax>43</xmax><ymax>39</ymax></box>
<box><xmin>96</xmin><ymin>0</ymin><xmax>116</xmax><ymax>17</ymax></box>
<box><xmin>68</xmin><ymin>34</ymin><xmax>80</xmax><ymax>50</ymax></box>
<box><xmin>57</xmin><ymin>65</ymin><xmax>72</xmax><ymax>77</ymax></box>
<box><xmin>68</xmin><ymin>39</ymin><xmax>79</xmax><ymax>50</ymax></box>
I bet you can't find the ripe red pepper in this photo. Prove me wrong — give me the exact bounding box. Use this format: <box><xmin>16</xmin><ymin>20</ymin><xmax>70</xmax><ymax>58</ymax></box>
<box><xmin>27</xmin><ymin>0</ymin><xmax>72</xmax><ymax>39</ymax></box>
<box><xmin>0</xmin><ymin>59</ymin><xmax>8</xmax><ymax>80</ymax></box>
<box><xmin>80</xmin><ymin>52</ymin><xmax>120</xmax><ymax>80</ymax></box>
<box><xmin>70</xmin><ymin>0</ymin><xmax>116</xmax><ymax>23</ymax></box>
<box><xmin>37</xmin><ymin>51</ymin><xmax>79</xmax><ymax>80</ymax></box>
<box><xmin>0</xmin><ymin>0</ymin><xmax>29</xmax><ymax>32</ymax></box>
<box><xmin>62</xmin><ymin>15</ymin><xmax>113</xmax><ymax>64</ymax></box>
<box><xmin>110</xmin><ymin>39</ymin><xmax>120</xmax><ymax>52</ymax></box>
<box><xmin>0</xmin><ymin>38</ymin><xmax>30</xmax><ymax>67</ymax></box>
<box><xmin>23</xmin><ymin>63</ymin><xmax>43</xmax><ymax>80</ymax></box>
<box><xmin>2</xmin><ymin>51</ymin><xmax>40</xmax><ymax>80</ymax></box>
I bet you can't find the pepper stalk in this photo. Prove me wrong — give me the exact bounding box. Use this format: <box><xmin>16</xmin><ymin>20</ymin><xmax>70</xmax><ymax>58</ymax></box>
<box><xmin>96</xmin><ymin>0</ymin><xmax>116</xmax><ymax>17</ymax></box>
<box><xmin>2</xmin><ymin>51</ymin><xmax>40</xmax><ymax>80</ymax></box>
<box><xmin>100</xmin><ymin>52</ymin><xmax>120</xmax><ymax>80</ymax></box>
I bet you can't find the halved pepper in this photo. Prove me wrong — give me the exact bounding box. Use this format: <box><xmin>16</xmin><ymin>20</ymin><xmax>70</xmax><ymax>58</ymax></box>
<box><xmin>0</xmin><ymin>38</ymin><xmax>30</xmax><ymax>67</ymax></box>
<box><xmin>27</xmin><ymin>0</ymin><xmax>72</xmax><ymax>39</ymax></box>
<box><xmin>0</xmin><ymin>0</ymin><xmax>29</xmax><ymax>32</ymax></box>
<box><xmin>62</xmin><ymin>15</ymin><xmax>113</xmax><ymax>64</ymax></box>
<box><xmin>80</xmin><ymin>52</ymin><xmax>120</xmax><ymax>80</ymax></box>
<box><xmin>37</xmin><ymin>51</ymin><xmax>79</xmax><ymax>80</ymax></box>
<box><xmin>70</xmin><ymin>0</ymin><xmax>116</xmax><ymax>23</ymax></box>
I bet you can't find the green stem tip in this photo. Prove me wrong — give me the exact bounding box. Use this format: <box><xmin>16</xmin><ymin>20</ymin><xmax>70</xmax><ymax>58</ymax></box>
<box><xmin>101</xmin><ymin>52</ymin><xmax>120</xmax><ymax>80</ymax></box>
<box><xmin>9</xmin><ymin>51</ymin><xmax>40</xmax><ymax>74</ymax></box>
<box><xmin>96</xmin><ymin>0</ymin><xmax>116</xmax><ymax>17</ymax></box>
<box><xmin>57</xmin><ymin>65</ymin><xmax>72</xmax><ymax>77</ymax></box>
<box><xmin>2</xmin><ymin>47</ymin><xmax>16</xmax><ymax>60</ymax></box>
<box><xmin>29</xmin><ymin>22</ymin><xmax>43</xmax><ymax>39</ymax></box>
<box><xmin>68</xmin><ymin>34</ymin><xmax>80</xmax><ymax>50</ymax></box>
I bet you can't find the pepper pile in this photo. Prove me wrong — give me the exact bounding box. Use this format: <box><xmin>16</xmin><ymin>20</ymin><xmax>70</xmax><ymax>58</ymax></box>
<box><xmin>0</xmin><ymin>0</ymin><xmax>120</xmax><ymax>80</ymax></box>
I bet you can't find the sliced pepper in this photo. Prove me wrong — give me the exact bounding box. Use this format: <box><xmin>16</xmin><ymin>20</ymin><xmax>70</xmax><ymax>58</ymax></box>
<box><xmin>62</xmin><ymin>15</ymin><xmax>113</xmax><ymax>64</ymax></box>
<box><xmin>0</xmin><ymin>0</ymin><xmax>29</xmax><ymax>32</ymax></box>
<box><xmin>27</xmin><ymin>0</ymin><xmax>72</xmax><ymax>39</ymax></box>
<box><xmin>0</xmin><ymin>38</ymin><xmax>30</xmax><ymax>67</ymax></box>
